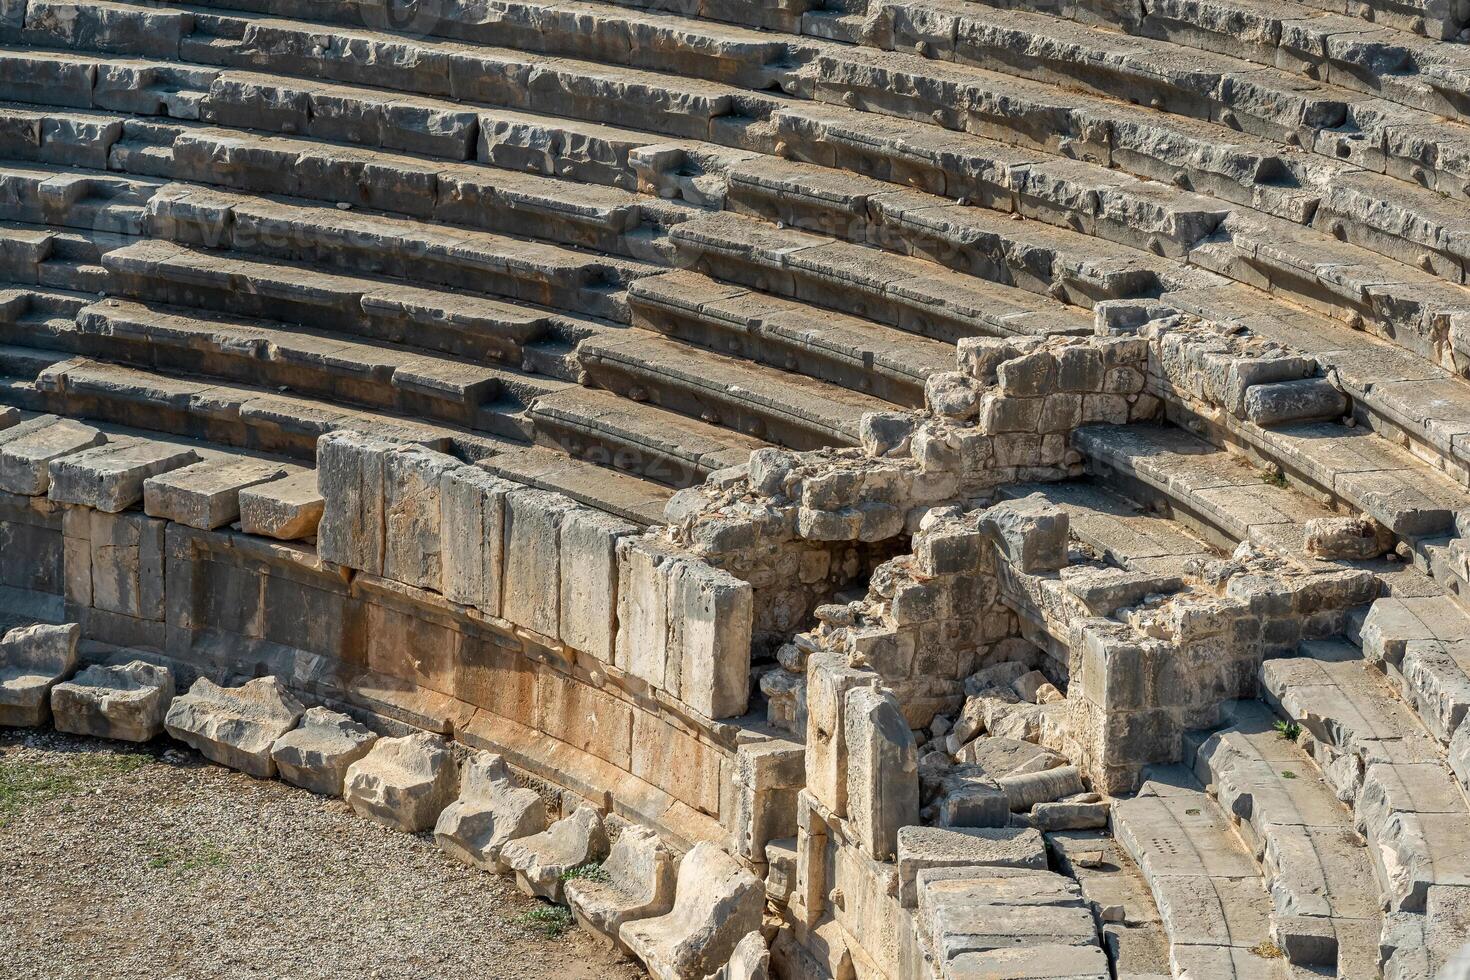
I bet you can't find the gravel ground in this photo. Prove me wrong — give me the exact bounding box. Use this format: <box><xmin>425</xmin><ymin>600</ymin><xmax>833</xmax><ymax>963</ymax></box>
<box><xmin>0</xmin><ymin>728</ymin><xmax>648</xmax><ymax>980</ymax></box>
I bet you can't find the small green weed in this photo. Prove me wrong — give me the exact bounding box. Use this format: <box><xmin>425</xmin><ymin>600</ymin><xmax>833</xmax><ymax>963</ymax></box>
<box><xmin>1261</xmin><ymin>470</ymin><xmax>1288</xmax><ymax>488</ymax></box>
<box><xmin>1281</xmin><ymin>770</ymin><xmax>1297</xmax><ymax>780</ymax></box>
<box><xmin>1273</xmin><ymin>720</ymin><xmax>1302</xmax><ymax>742</ymax></box>
<box><xmin>560</xmin><ymin>863</ymin><xmax>610</xmax><ymax>884</ymax></box>
<box><xmin>146</xmin><ymin>844</ymin><xmax>228</xmax><ymax>872</ymax></box>
<box><xmin>519</xmin><ymin>904</ymin><xmax>573</xmax><ymax>938</ymax></box>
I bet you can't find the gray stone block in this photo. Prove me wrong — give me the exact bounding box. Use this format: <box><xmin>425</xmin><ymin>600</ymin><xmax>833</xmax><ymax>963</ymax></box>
<box><xmin>49</xmin><ymin>440</ymin><xmax>200</xmax><ymax>513</ymax></box>
<box><xmin>51</xmin><ymin>659</ymin><xmax>174</xmax><ymax>743</ymax></box>
<box><xmin>270</xmin><ymin>706</ymin><xmax>379</xmax><ymax>796</ymax></box>
<box><xmin>0</xmin><ymin>622</ymin><xmax>79</xmax><ymax>727</ymax></box>
<box><xmin>164</xmin><ymin>676</ymin><xmax>304</xmax><ymax>779</ymax></box>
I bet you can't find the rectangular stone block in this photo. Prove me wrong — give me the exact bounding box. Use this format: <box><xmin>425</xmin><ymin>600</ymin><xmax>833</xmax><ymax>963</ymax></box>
<box><xmin>439</xmin><ymin>464</ymin><xmax>511</xmax><ymax>615</ymax></box>
<box><xmin>0</xmin><ymin>416</ymin><xmax>105</xmax><ymax>496</ymax></box>
<box><xmin>316</xmin><ymin>431</ymin><xmax>403</xmax><ymax>574</ymax></box>
<box><xmin>382</xmin><ymin>445</ymin><xmax>459</xmax><ymax>593</ymax></box>
<box><xmin>72</xmin><ymin>509</ymin><xmax>167</xmax><ymax>621</ymax></box>
<box><xmin>238</xmin><ymin>469</ymin><xmax>324</xmax><ymax>540</ymax></box>
<box><xmin>630</xmin><ymin>710</ymin><xmax>723</xmax><ymax>816</ymax></box>
<box><xmin>559</xmin><ymin>507</ymin><xmax>637</xmax><ymax>663</ymax></box>
<box><xmin>533</xmin><ymin>667</ymin><xmax>633</xmax><ymax>771</ymax></box>
<box><xmin>48</xmin><ymin>439</ymin><xmax>199</xmax><ymax>513</ymax></box>
<box><xmin>143</xmin><ymin>457</ymin><xmax>294</xmax><ymax>529</ymax></box>
<box><xmin>666</xmin><ymin>557</ymin><xmax>754</xmax><ymax>719</ymax></box>
<box><xmin>615</xmin><ymin>538</ymin><xmax>675</xmax><ymax>685</ymax></box>
<box><xmin>501</xmin><ymin>487</ymin><xmax>576</xmax><ymax>639</ymax></box>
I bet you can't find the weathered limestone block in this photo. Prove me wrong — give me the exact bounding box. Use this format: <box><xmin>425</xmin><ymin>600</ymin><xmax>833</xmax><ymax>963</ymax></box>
<box><xmin>164</xmin><ymin>676</ymin><xmax>305</xmax><ymax>778</ymax></box>
<box><xmin>934</xmin><ymin>768</ymin><xmax>1010</xmax><ymax>828</ymax></box>
<box><xmin>501</xmin><ymin>487</ymin><xmax>577</xmax><ymax>639</ymax></box>
<box><xmin>50</xmin><ymin>659</ymin><xmax>174</xmax><ymax>742</ymax></box>
<box><xmin>896</xmin><ymin>826</ymin><xmax>1048</xmax><ymax>907</ymax></box>
<box><xmin>434</xmin><ymin>750</ymin><xmax>548</xmax><ymax>872</ymax></box>
<box><xmin>1303</xmin><ymin>516</ymin><xmax>1390</xmax><ymax>561</ymax></box>
<box><xmin>806</xmin><ymin>654</ymin><xmax>878</xmax><ymax>816</ymax></box>
<box><xmin>560</xmin><ymin>507</ymin><xmax>638</xmax><ymax>663</ymax></box>
<box><xmin>269</xmin><ymin>706</ymin><xmax>379</xmax><ymax>796</ymax></box>
<box><xmin>438</xmin><ymin>465</ymin><xmax>510</xmax><ymax>614</ymax></box>
<box><xmin>619</xmin><ymin>841</ymin><xmax>766</xmax><ymax>980</ymax></box>
<box><xmin>237</xmin><ymin>469</ymin><xmax>324</xmax><ymax>540</ymax></box>
<box><xmin>979</xmin><ymin>494</ymin><xmax>1069</xmax><ymax>574</ymax></box>
<box><xmin>844</xmin><ymin>686</ymin><xmax>919</xmax><ymax>861</ymax></box>
<box><xmin>382</xmin><ymin>445</ymin><xmax>459</xmax><ymax>592</ymax></box>
<box><xmin>48</xmin><ymin>440</ymin><xmax>200</xmax><ymax>513</ymax></box>
<box><xmin>666</xmin><ymin>557</ymin><xmax>754</xmax><ymax>719</ymax></box>
<box><xmin>343</xmin><ymin>732</ymin><xmax>459</xmax><ymax>832</ymax></box>
<box><xmin>0</xmin><ymin>622</ymin><xmax>79</xmax><ymax>727</ymax></box>
<box><xmin>501</xmin><ymin>805</ymin><xmax>608</xmax><ymax>902</ymax></box>
<box><xmin>316</xmin><ymin>431</ymin><xmax>404</xmax><ymax>574</ymax></box>
<box><xmin>1241</xmin><ymin>377</ymin><xmax>1347</xmax><ymax>426</ymax></box>
<box><xmin>728</xmin><ymin>738</ymin><xmax>805</xmax><ymax>864</ymax></box>
<box><xmin>0</xmin><ymin>417</ymin><xmax>105</xmax><ymax>495</ymax></box>
<box><xmin>143</xmin><ymin>457</ymin><xmax>292</xmax><ymax>530</ymax></box>
<box><xmin>1032</xmin><ymin>799</ymin><xmax>1110</xmax><ymax>831</ymax></box>
<box><xmin>566</xmin><ymin>824</ymin><xmax>677</xmax><ymax>949</ymax></box>
<box><xmin>68</xmin><ymin>509</ymin><xmax>166</xmax><ymax>621</ymax></box>
<box><xmin>616</xmin><ymin>538</ymin><xmax>677</xmax><ymax>685</ymax></box>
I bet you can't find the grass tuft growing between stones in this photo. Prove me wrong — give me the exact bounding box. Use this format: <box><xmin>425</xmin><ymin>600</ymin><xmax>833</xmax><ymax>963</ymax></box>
<box><xmin>1272</xmin><ymin>720</ymin><xmax>1302</xmax><ymax>741</ymax></box>
<box><xmin>519</xmin><ymin>904</ymin><xmax>574</xmax><ymax>938</ymax></box>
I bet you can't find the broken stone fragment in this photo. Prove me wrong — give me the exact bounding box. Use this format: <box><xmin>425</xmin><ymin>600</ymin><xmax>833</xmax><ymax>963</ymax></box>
<box><xmin>896</xmin><ymin>825</ymin><xmax>1048</xmax><ymax>907</ymax></box>
<box><xmin>996</xmin><ymin>765</ymin><xmax>1086</xmax><ymax>812</ymax></box>
<box><xmin>343</xmin><ymin>731</ymin><xmax>459</xmax><ymax>832</ymax></box>
<box><xmin>434</xmin><ymin>750</ymin><xmax>548</xmax><ymax>873</ymax></box>
<box><xmin>707</xmin><ymin>931</ymin><xmax>770</xmax><ymax>980</ymax></box>
<box><xmin>979</xmin><ymin>494</ymin><xmax>1069</xmax><ymax>574</ymax></box>
<box><xmin>0</xmin><ymin>623</ymin><xmax>80</xmax><ymax>727</ymax></box>
<box><xmin>1011</xmin><ymin>669</ymin><xmax>1051</xmax><ymax>703</ymax></box>
<box><xmin>164</xmin><ymin>676</ymin><xmax>304</xmax><ymax>779</ymax></box>
<box><xmin>501</xmin><ymin>804</ymin><xmax>608</xmax><ymax>903</ymax></box>
<box><xmin>1032</xmin><ymin>799</ymin><xmax>1110</xmax><ymax>831</ymax></box>
<box><xmin>619</xmin><ymin>841</ymin><xmax>765</xmax><ymax>980</ymax></box>
<box><xmin>51</xmin><ymin>659</ymin><xmax>174</xmax><ymax>743</ymax></box>
<box><xmin>1303</xmin><ymin>516</ymin><xmax>1391</xmax><ymax>560</ymax></box>
<box><xmin>565</xmin><ymin>824</ymin><xmax>676</xmax><ymax>951</ymax></box>
<box><xmin>935</xmin><ymin>767</ymin><xmax>1011</xmax><ymax>828</ymax></box>
<box><xmin>270</xmin><ymin>706</ymin><xmax>379</xmax><ymax>796</ymax></box>
<box><xmin>954</xmin><ymin>736</ymin><xmax>1065</xmax><ymax>776</ymax></box>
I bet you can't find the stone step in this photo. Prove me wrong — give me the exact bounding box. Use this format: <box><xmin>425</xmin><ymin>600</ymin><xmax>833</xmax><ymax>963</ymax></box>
<box><xmin>670</xmin><ymin>211</ymin><xmax>1093</xmax><ymax>345</ymax></box>
<box><xmin>575</xmin><ymin>328</ymin><xmax>891</xmax><ymax>450</ymax></box>
<box><xmin>1072</xmin><ymin>422</ymin><xmax>1339</xmax><ymax>555</ymax></box>
<box><xmin>45</xmin><ymin>297</ymin><xmax>568</xmax><ymax>435</ymax></box>
<box><xmin>1356</xmin><ymin>591</ymin><xmax>1470</xmax><ymax>749</ymax></box>
<box><xmin>98</xmin><ymin>239</ymin><xmax>567</xmax><ymax>368</ymax></box>
<box><xmin>1252</xmin><ymin>640</ymin><xmax>1470</xmax><ymax>940</ymax></box>
<box><xmin>479</xmin><ymin>444</ymin><xmax>672</xmax><ymax>527</ymax></box>
<box><xmin>1111</xmin><ymin>767</ymin><xmax>1292</xmax><ymax>978</ymax></box>
<box><xmin>627</xmin><ymin>269</ymin><xmax>953</xmax><ymax>409</ymax></box>
<box><xmin>1188</xmin><ymin>700</ymin><xmax>1383</xmax><ymax>972</ymax></box>
<box><xmin>12</xmin><ymin>356</ymin><xmax>501</xmax><ymax>460</ymax></box>
<box><xmin>965</xmin><ymin>0</ymin><xmax>1470</xmax><ymax>116</ymax></box>
<box><xmin>146</xmin><ymin>182</ymin><xmax>652</xmax><ymax>326</ymax></box>
<box><xmin>725</xmin><ymin>154</ymin><xmax>1227</xmax><ymax>306</ymax></box>
<box><xmin>527</xmin><ymin>385</ymin><xmax>765</xmax><ymax>489</ymax></box>
<box><xmin>1000</xmin><ymin>480</ymin><xmax>1220</xmax><ymax>580</ymax></box>
<box><xmin>0</xmin><ymin>161</ymin><xmax>162</xmax><ymax>236</ymax></box>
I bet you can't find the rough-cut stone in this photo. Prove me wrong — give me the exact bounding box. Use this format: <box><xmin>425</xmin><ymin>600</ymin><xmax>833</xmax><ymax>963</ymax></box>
<box><xmin>434</xmin><ymin>750</ymin><xmax>548</xmax><ymax>872</ymax></box>
<box><xmin>143</xmin><ymin>457</ymin><xmax>292</xmax><ymax>530</ymax></box>
<box><xmin>709</xmin><ymin>932</ymin><xmax>770</xmax><ymax>980</ymax></box>
<box><xmin>979</xmin><ymin>494</ymin><xmax>1069</xmax><ymax>573</ymax></box>
<box><xmin>269</xmin><ymin>706</ymin><xmax>379</xmax><ymax>796</ymax></box>
<box><xmin>48</xmin><ymin>439</ymin><xmax>200</xmax><ymax>512</ymax></box>
<box><xmin>343</xmin><ymin>732</ymin><xmax>459</xmax><ymax>832</ymax></box>
<box><xmin>565</xmin><ymin>824</ymin><xmax>676</xmax><ymax>949</ymax></box>
<box><xmin>500</xmin><ymin>805</ymin><xmax>609</xmax><ymax>902</ymax></box>
<box><xmin>164</xmin><ymin>676</ymin><xmax>305</xmax><ymax>779</ymax></box>
<box><xmin>50</xmin><ymin>659</ymin><xmax>174</xmax><ymax>742</ymax></box>
<box><xmin>619</xmin><ymin>842</ymin><xmax>766</xmax><ymax>980</ymax></box>
<box><xmin>237</xmin><ymin>469</ymin><xmax>325</xmax><ymax>540</ymax></box>
<box><xmin>0</xmin><ymin>417</ymin><xmax>105</xmax><ymax>495</ymax></box>
<box><xmin>0</xmin><ymin>623</ymin><xmax>79</xmax><ymax>727</ymax></box>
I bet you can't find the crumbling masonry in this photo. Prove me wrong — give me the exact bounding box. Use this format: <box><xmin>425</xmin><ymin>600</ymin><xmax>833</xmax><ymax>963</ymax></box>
<box><xmin>7</xmin><ymin>0</ymin><xmax>1470</xmax><ymax>976</ymax></box>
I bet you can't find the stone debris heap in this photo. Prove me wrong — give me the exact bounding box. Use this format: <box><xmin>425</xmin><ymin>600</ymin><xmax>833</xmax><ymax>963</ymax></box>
<box><xmin>4</xmin><ymin>0</ymin><xmax>1470</xmax><ymax>974</ymax></box>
